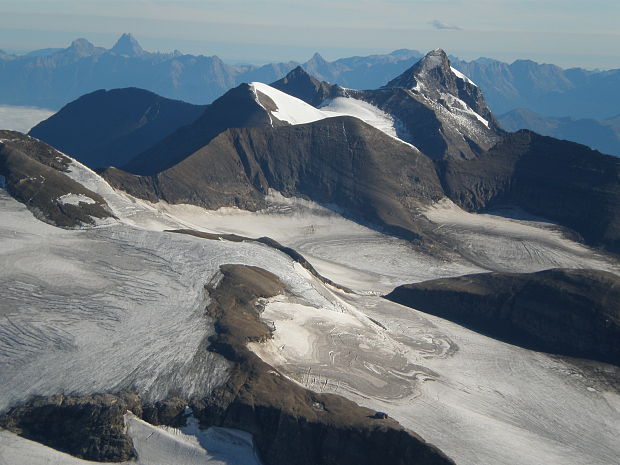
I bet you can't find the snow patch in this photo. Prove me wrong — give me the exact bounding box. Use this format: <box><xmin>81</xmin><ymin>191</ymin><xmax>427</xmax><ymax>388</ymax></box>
<box><xmin>320</xmin><ymin>97</ymin><xmax>417</xmax><ymax>149</ymax></box>
<box><xmin>56</xmin><ymin>193</ymin><xmax>96</xmax><ymax>206</ymax></box>
<box><xmin>439</xmin><ymin>92</ymin><xmax>489</xmax><ymax>128</ymax></box>
<box><xmin>0</xmin><ymin>413</ymin><xmax>262</xmax><ymax>465</ymax></box>
<box><xmin>249</xmin><ymin>83</ymin><xmax>417</xmax><ymax>147</ymax></box>
<box><xmin>250</xmin><ymin>82</ymin><xmax>328</xmax><ymax>126</ymax></box>
<box><xmin>450</xmin><ymin>66</ymin><xmax>478</xmax><ymax>87</ymax></box>
<box><xmin>126</xmin><ymin>412</ymin><xmax>262</xmax><ymax>465</ymax></box>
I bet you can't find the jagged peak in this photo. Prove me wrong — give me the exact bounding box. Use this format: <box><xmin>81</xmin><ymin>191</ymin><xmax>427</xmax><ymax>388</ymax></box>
<box><xmin>282</xmin><ymin>65</ymin><xmax>319</xmax><ymax>83</ymax></box>
<box><xmin>307</xmin><ymin>52</ymin><xmax>329</xmax><ymax>65</ymax></box>
<box><xmin>384</xmin><ymin>48</ymin><xmax>498</xmax><ymax>130</ymax></box>
<box><xmin>385</xmin><ymin>48</ymin><xmax>459</xmax><ymax>90</ymax></box>
<box><xmin>111</xmin><ymin>33</ymin><xmax>144</xmax><ymax>56</ymax></box>
<box><xmin>416</xmin><ymin>48</ymin><xmax>450</xmax><ymax>71</ymax></box>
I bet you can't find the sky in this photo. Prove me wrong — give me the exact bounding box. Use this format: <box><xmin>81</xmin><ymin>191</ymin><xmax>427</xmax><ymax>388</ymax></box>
<box><xmin>0</xmin><ymin>0</ymin><xmax>618</xmax><ymax>69</ymax></box>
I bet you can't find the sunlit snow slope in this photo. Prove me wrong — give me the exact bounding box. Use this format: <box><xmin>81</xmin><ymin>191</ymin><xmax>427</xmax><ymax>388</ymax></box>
<box><xmin>250</xmin><ymin>82</ymin><xmax>413</xmax><ymax>145</ymax></box>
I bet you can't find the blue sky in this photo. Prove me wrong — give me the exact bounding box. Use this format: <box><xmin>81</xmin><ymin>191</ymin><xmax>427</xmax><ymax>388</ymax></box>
<box><xmin>1</xmin><ymin>0</ymin><xmax>618</xmax><ymax>68</ymax></box>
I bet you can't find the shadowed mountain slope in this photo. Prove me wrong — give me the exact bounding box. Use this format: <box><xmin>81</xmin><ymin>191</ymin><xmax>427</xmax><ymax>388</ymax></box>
<box><xmin>29</xmin><ymin>88</ymin><xmax>206</xmax><ymax>169</ymax></box>
<box><xmin>103</xmin><ymin>116</ymin><xmax>445</xmax><ymax>241</ymax></box>
<box><xmin>438</xmin><ymin>130</ymin><xmax>620</xmax><ymax>252</ymax></box>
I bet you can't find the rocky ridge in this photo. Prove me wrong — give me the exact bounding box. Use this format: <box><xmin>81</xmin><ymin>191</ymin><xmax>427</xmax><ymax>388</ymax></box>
<box><xmin>386</xmin><ymin>268</ymin><xmax>620</xmax><ymax>365</ymax></box>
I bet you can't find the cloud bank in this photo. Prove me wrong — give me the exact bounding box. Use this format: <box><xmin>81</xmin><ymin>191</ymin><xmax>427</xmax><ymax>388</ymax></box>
<box><xmin>430</xmin><ymin>20</ymin><xmax>462</xmax><ymax>30</ymax></box>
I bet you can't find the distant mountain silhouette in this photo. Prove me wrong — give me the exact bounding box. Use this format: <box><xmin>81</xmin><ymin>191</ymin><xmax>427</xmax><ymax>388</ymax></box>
<box><xmin>498</xmin><ymin>108</ymin><xmax>620</xmax><ymax>157</ymax></box>
<box><xmin>452</xmin><ymin>57</ymin><xmax>620</xmax><ymax>119</ymax></box>
<box><xmin>0</xmin><ymin>34</ymin><xmax>422</xmax><ymax>110</ymax></box>
<box><xmin>2</xmin><ymin>33</ymin><xmax>618</xmax><ymax>126</ymax></box>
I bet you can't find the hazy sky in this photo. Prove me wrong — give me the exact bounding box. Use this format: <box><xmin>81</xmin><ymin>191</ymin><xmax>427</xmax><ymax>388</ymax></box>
<box><xmin>1</xmin><ymin>0</ymin><xmax>618</xmax><ymax>69</ymax></box>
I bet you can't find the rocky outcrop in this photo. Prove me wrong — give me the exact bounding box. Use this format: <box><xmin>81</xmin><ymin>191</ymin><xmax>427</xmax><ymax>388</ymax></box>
<box><xmin>273</xmin><ymin>52</ymin><xmax>502</xmax><ymax>161</ymax></box>
<box><xmin>0</xmin><ymin>130</ymin><xmax>113</xmax><ymax>227</ymax></box>
<box><xmin>0</xmin><ymin>393</ymin><xmax>141</xmax><ymax>462</ymax></box>
<box><xmin>170</xmin><ymin>229</ymin><xmax>353</xmax><ymax>292</ymax></box>
<box><xmin>386</xmin><ymin>268</ymin><xmax>620</xmax><ymax>365</ymax></box>
<box><xmin>29</xmin><ymin>88</ymin><xmax>206</xmax><ymax>169</ymax></box>
<box><xmin>196</xmin><ymin>264</ymin><xmax>456</xmax><ymax>465</ymax></box>
<box><xmin>385</xmin><ymin>49</ymin><xmax>497</xmax><ymax>128</ymax></box>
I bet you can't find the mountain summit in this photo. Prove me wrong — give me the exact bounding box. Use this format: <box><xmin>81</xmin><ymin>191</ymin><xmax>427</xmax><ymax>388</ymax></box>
<box><xmin>111</xmin><ymin>33</ymin><xmax>145</xmax><ymax>56</ymax></box>
<box><xmin>66</xmin><ymin>38</ymin><xmax>98</xmax><ymax>56</ymax></box>
<box><xmin>271</xmin><ymin>66</ymin><xmax>336</xmax><ymax>106</ymax></box>
<box><xmin>385</xmin><ymin>48</ymin><xmax>497</xmax><ymax>126</ymax></box>
<box><xmin>386</xmin><ymin>48</ymin><xmax>453</xmax><ymax>90</ymax></box>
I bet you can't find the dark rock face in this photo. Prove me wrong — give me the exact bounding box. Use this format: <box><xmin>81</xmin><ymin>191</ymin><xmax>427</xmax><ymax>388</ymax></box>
<box><xmin>386</xmin><ymin>268</ymin><xmax>620</xmax><ymax>365</ymax></box>
<box><xmin>0</xmin><ymin>131</ymin><xmax>113</xmax><ymax>227</ymax></box>
<box><xmin>121</xmin><ymin>83</ymin><xmax>275</xmax><ymax>175</ymax></box>
<box><xmin>103</xmin><ymin>116</ymin><xmax>445</xmax><ymax>240</ymax></box>
<box><xmin>438</xmin><ymin>130</ymin><xmax>620</xmax><ymax>252</ymax></box>
<box><xmin>271</xmin><ymin>66</ymin><xmax>337</xmax><ymax>106</ymax></box>
<box><xmin>197</xmin><ymin>264</ymin><xmax>456</xmax><ymax>465</ymax></box>
<box><xmin>29</xmin><ymin>88</ymin><xmax>206</xmax><ymax>169</ymax></box>
<box><xmin>386</xmin><ymin>49</ymin><xmax>497</xmax><ymax>128</ymax></box>
<box><xmin>0</xmin><ymin>393</ymin><xmax>141</xmax><ymax>462</ymax></box>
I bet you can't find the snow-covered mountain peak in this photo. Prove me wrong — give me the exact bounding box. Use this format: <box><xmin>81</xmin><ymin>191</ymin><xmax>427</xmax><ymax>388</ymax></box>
<box><xmin>385</xmin><ymin>48</ymin><xmax>455</xmax><ymax>91</ymax></box>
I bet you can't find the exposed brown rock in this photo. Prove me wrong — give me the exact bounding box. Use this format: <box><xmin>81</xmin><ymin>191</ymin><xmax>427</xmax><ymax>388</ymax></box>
<box><xmin>386</xmin><ymin>268</ymin><xmax>620</xmax><ymax>365</ymax></box>
<box><xmin>170</xmin><ymin>229</ymin><xmax>353</xmax><ymax>293</ymax></box>
<box><xmin>0</xmin><ymin>393</ymin><xmax>141</xmax><ymax>462</ymax></box>
<box><xmin>198</xmin><ymin>264</ymin><xmax>456</xmax><ymax>465</ymax></box>
<box><xmin>1</xmin><ymin>265</ymin><xmax>455</xmax><ymax>465</ymax></box>
<box><xmin>0</xmin><ymin>131</ymin><xmax>113</xmax><ymax>227</ymax></box>
<box><xmin>102</xmin><ymin>116</ymin><xmax>445</xmax><ymax>242</ymax></box>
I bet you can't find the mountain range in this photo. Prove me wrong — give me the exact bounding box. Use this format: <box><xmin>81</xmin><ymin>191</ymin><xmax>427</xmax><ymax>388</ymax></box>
<box><xmin>498</xmin><ymin>108</ymin><xmax>620</xmax><ymax>157</ymax></box>
<box><xmin>0</xmin><ymin>33</ymin><xmax>423</xmax><ymax>110</ymax></box>
<box><xmin>29</xmin><ymin>49</ymin><xmax>620</xmax><ymax>253</ymax></box>
<box><xmin>2</xmin><ymin>33</ymin><xmax>619</xmax><ymax>124</ymax></box>
<box><xmin>1</xmin><ymin>46</ymin><xmax>620</xmax><ymax>465</ymax></box>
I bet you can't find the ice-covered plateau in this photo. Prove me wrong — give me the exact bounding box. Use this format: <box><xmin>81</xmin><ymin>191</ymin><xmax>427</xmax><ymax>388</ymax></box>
<box><xmin>0</xmin><ymin>151</ymin><xmax>619</xmax><ymax>465</ymax></box>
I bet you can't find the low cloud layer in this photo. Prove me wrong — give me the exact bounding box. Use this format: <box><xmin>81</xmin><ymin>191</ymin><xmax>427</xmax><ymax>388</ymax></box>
<box><xmin>430</xmin><ymin>20</ymin><xmax>462</xmax><ymax>31</ymax></box>
<box><xmin>0</xmin><ymin>105</ymin><xmax>54</xmax><ymax>133</ymax></box>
